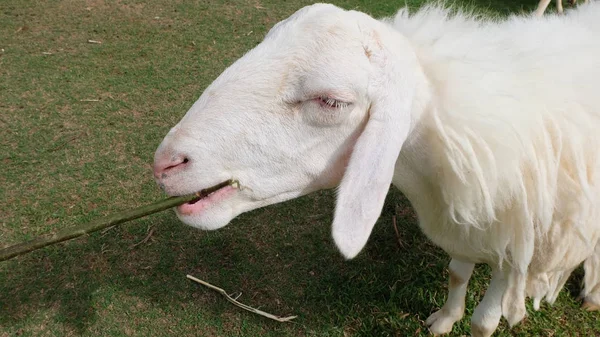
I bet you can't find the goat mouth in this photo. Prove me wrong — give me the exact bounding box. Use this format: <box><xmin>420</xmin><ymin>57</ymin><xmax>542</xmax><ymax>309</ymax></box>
<box><xmin>186</xmin><ymin>187</ymin><xmax>222</xmax><ymax>204</ymax></box>
<box><xmin>187</xmin><ymin>198</ymin><xmax>201</xmax><ymax>205</ymax></box>
<box><xmin>176</xmin><ymin>183</ymin><xmax>237</xmax><ymax>216</ymax></box>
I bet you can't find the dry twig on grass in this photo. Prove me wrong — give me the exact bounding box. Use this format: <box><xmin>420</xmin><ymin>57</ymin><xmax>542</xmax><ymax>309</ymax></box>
<box><xmin>186</xmin><ymin>274</ymin><xmax>297</xmax><ymax>323</ymax></box>
<box><xmin>392</xmin><ymin>214</ymin><xmax>404</xmax><ymax>249</ymax></box>
<box><xmin>129</xmin><ymin>226</ymin><xmax>156</xmax><ymax>249</ymax></box>
<box><xmin>47</xmin><ymin>132</ymin><xmax>86</xmax><ymax>152</ymax></box>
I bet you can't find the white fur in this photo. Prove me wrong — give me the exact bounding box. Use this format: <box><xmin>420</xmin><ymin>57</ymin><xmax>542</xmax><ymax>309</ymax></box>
<box><xmin>155</xmin><ymin>2</ymin><xmax>600</xmax><ymax>336</ymax></box>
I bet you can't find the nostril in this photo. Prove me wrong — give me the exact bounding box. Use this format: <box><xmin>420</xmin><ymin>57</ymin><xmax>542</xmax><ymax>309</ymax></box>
<box><xmin>153</xmin><ymin>154</ymin><xmax>190</xmax><ymax>179</ymax></box>
<box><xmin>164</xmin><ymin>157</ymin><xmax>189</xmax><ymax>171</ymax></box>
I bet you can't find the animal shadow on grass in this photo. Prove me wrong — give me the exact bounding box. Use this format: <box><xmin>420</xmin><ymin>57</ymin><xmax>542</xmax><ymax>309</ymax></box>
<box><xmin>1</xmin><ymin>186</ymin><xmax>593</xmax><ymax>336</ymax></box>
<box><xmin>0</xmin><ymin>189</ymin><xmax>453</xmax><ymax>334</ymax></box>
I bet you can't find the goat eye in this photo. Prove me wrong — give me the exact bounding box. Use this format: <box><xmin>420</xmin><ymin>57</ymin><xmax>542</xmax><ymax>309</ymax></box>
<box><xmin>317</xmin><ymin>96</ymin><xmax>350</xmax><ymax>109</ymax></box>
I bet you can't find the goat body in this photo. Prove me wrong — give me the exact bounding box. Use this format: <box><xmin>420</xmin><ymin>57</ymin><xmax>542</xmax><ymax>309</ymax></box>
<box><xmin>390</xmin><ymin>4</ymin><xmax>600</xmax><ymax>334</ymax></box>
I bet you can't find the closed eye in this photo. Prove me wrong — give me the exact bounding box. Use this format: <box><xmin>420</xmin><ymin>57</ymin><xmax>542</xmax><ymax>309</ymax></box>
<box><xmin>316</xmin><ymin>96</ymin><xmax>351</xmax><ymax>109</ymax></box>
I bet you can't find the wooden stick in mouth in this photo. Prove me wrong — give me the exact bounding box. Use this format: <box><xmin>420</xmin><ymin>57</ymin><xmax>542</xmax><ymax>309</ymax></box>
<box><xmin>0</xmin><ymin>179</ymin><xmax>237</xmax><ymax>262</ymax></box>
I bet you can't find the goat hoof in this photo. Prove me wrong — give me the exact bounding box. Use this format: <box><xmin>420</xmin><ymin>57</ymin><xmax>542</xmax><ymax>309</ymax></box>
<box><xmin>426</xmin><ymin>309</ymin><xmax>460</xmax><ymax>335</ymax></box>
<box><xmin>502</xmin><ymin>302</ymin><xmax>526</xmax><ymax>327</ymax></box>
<box><xmin>533</xmin><ymin>297</ymin><xmax>541</xmax><ymax>311</ymax></box>
<box><xmin>470</xmin><ymin>322</ymin><xmax>495</xmax><ymax>337</ymax></box>
<box><xmin>582</xmin><ymin>299</ymin><xmax>600</xmax><ymax>311</ymax></box>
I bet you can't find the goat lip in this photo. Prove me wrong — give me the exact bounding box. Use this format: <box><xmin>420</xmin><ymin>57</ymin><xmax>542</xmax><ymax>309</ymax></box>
<box><xmin>176</xmin><ymin>185</ymin><xmax>235</xmax><ymax>216</ymax></box>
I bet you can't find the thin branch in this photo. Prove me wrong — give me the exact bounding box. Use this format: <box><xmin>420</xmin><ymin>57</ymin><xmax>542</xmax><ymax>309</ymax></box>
<box><xmin>392</xmin><ymin>213</ymin><xmax>404</xmax><ymax>249</ymax></box>
<box><xmin>100</xmin><ymin>226</ymin><xmax>117</xmax><ymax>236</ymax></box>
<box><xmin>186</xmin><ymin>274</ymin><xmax>297</xmax><ymax>323</ymax></box>
<box><xmin>0</xmin><ymin>180</ymin><xmax>237</xmax><ymax>262</ymax></box>
<box><xmin>129</xmin><ymin>226</ymin><xmax>155</xmax><ymax>249</ymax></box>
<box><xmin>47</xmin><ymin>132</ymin><xmax>85</xmax><ymax>152</ymax></box>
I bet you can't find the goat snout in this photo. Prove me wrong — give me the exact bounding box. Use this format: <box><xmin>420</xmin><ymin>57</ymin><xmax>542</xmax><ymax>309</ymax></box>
<box><xmin>153</xmin><ymin>153</ymin><xmax>190</xmax><ymax>180</ymax></box>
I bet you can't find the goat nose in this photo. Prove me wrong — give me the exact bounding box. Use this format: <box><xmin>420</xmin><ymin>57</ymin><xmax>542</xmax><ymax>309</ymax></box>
<box><xmin>153</xmin><ymin>154</ymin><xmax>189</xmax><ymax>179</ymax></box>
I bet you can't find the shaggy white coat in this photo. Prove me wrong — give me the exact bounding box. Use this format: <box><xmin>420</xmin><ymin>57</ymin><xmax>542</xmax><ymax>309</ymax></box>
<box><xmin>154</xmin><ymin>3</ymin><xmax>600</xmax><ymax>336</ymax></box>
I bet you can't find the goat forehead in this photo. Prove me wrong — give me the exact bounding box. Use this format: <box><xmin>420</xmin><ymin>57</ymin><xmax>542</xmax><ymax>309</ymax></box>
<box><xmin>266</xmin><ymin>3</ymin><xmax>348</xmax><ymax>39</ymax></box>
<box><xmin>179</xmin><ymin>6</ymin><xmax>371</xmax><ymax>123</ymax></box>
<box><xmin>209</xmin><ymin>5</ymin><xmax>370</xmax><ymax>85</ymax></box>
<box><xmin>264</xmin><ymin>6</ymin><xmax>366</xmax><ymax>50</ymax></box>
<box><xmin>210</xmin><ymin>29</ymin><xmax>365</xmax><ymax>91</ymax></box>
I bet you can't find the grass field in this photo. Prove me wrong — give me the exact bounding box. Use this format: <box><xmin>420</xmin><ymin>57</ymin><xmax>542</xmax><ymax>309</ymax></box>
<box><xmin>1</xmin><ymin>0</ymin><xmax>599</xmax><ymax>336</ymax></box>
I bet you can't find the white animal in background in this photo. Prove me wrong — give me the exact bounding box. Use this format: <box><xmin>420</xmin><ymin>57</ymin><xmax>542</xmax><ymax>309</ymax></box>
<box><xmin>535</xmin><ymin>0</ymin><xmax>589</xmax><ymax>16</ymax></box>
<box><xmin>153</xmin><ymin>2</ymin><xmax>600</xmax><ymax>337</ymax></box>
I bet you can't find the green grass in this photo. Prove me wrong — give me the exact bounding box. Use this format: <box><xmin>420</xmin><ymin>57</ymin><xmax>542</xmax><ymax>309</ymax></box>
<box><xmin>1</xmin><ymin>0</ymin><xmax>598</xmax><ymax>336</ymax></box>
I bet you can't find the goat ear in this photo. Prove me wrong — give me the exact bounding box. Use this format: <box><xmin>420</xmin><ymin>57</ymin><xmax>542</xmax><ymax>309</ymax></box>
<box><xmin>332</xmin><ymin>29</ymin><xmax>421</xmax><ymax>259</ymax></box>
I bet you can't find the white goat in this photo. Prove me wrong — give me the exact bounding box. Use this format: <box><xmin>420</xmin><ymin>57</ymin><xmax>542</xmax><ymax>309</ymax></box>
<box><xmin>153</xmin><ymin>3</ymin><xmax>600</xmax><ymax>336</ymax></box>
